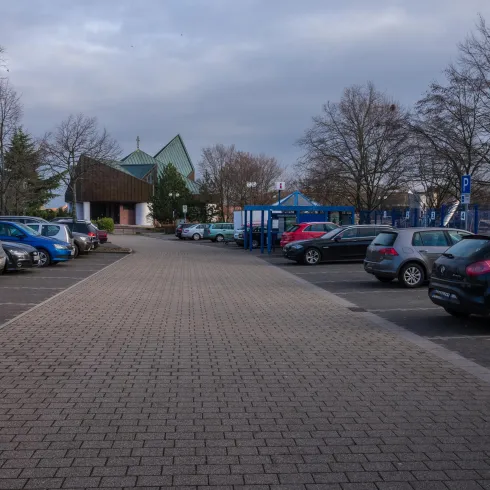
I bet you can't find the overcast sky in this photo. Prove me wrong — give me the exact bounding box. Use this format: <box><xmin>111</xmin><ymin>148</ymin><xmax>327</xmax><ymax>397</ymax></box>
<box><xmin>2</xmin><ymin>0</ymin><xmax>490</xmax><ymax>190</ymax></box>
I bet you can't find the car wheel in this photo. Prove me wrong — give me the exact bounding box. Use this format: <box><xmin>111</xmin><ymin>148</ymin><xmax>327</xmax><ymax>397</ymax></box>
<box><xmin>375</xmin><ymin>276</ymin><xmax>394</xmax><ymax>283</ymax></box>
<box><xmin>252</xmin><ymin>239</ymin><xmax>259</xmax><ymax>248</ymax></box>
<box><xmin>304</xmin><ymin>248</ymin><xmax>321</xmax><ymax>266</ymax></box>
<box><xmin>74</xmin><ymin>244</ymin><xmax>80</xmax><ymax>258</ymax></box>
<box><xmin>38</xmin><ymin>248</ymin><xmax>51</xmax><ymax>267</ymax></box>
<box><xmin>192</xmin><ymin>233</ymin><xmax>200</xmax><ymax>241</ymax></box>
<box><xmin>216</xmin><ymin>234</ymin><xmax>224</xmax><ymax>242</ymax></box>
<box><xmin>399</xmin><ymin>262</ymin><xmax>424</xmax><ymax>288</ymax></box>
<box><xmin>444</xmin><ymin>308</ymin><xmax>470</xmax><ymax>318</ymax></box>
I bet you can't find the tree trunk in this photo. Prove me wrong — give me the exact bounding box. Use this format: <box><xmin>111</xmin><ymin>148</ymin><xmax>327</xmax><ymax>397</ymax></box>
<box><xmin>71</xmin><ymin>183</ymin><xmax>77</xmax><ymax>220</ymax></box>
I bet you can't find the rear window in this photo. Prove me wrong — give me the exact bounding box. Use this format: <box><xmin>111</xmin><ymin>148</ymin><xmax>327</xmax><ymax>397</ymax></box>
<box><xmin>286</xmin><ymin>225</ymin><xmax>300</xmax><ymax>233</ymax></box>
<box><xmin>447</xmin><ymin>238</ymin><xmax>490</xmax><ymax>258</ymax></box>
<box><xmin>373</xmin><ymin>232</ymin><xmax>398</xmax><ymax>246</ymax></box>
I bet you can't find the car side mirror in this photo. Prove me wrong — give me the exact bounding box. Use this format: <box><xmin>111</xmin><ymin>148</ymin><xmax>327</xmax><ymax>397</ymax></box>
<box><xmin>334</xmin><ymin>236</ymin><xmax>341</xmax><ymax>242</ymax></box>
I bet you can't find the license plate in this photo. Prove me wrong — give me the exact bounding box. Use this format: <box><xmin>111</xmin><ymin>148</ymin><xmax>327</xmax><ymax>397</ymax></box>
<box><xmin>431</xmin><ymin>289</ymin><xmax>451</xmax><ymax>300</ymax></box>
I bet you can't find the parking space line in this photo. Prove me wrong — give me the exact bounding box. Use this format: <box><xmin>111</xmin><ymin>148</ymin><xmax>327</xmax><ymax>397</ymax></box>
<box><xmin>309</xmin><ymin>280</ymin><xmax>391</xmax><ymax>284</ymax></box>
<box><xmin>15</xmin><ymin>276</ymin><xmax>95</xmax><ymax>280</ymax></box>
<box><xmin>335</xmin><ymin>289</ymin><xmax>423</xmax><ymax>295</ymax></box>
<box><xmin>0</xmin><ymin>286</ymin><xmax>64</xmax><ymax>290</ymax></box>
<box><xmin>369</xmin><ymin>307</ymin><xmax>440</xmax><ymax>312</ymax></box>
<box><xmin>428</xmin><ymin>335</ymin><xmax>490</xmax><ymax>340</ymax></box>
<box><xmin>0</xmin><ymin>302</ymin><xmax>37</xmax><ymax>306</ymax></box>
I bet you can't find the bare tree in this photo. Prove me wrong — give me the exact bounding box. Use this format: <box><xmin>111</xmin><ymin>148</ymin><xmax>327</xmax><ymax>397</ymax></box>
<box><xmin>43</xmin><ymin>113</ymin><xmax>121</xmax><ymax>219</ymax></box>
<box><xmin>199</xmin><ymin>144</ymin><xmax>236</xmax><ymax>220</ymax></box>
<box><xmin>298</xmin><ymin>82</ymin><xmax>412</xmax><ymax>212</ymax></box>
<box><xmin>0</xmin><ymin>78</ymin><xmax>23</xmax><ymax>213</ymax></box>
<box><xmin>226</xmin><ymin>151</ymin><xmax>283</xmax><ymax>208</ymax></box>
<box><xmin>412</xmin><ymin>64</ymin><xmax>490</xmax><ymax>202</ymax></box>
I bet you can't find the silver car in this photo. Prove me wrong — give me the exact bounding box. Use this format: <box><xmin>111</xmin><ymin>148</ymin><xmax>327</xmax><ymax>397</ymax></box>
<box><xmin>181</xmin><ymin>224</ymin><xmax>205</xmax><ymax>240</ymax></box>
<box><xmin>25</xmin><ymin>223</ymin><xmax>75</xmax><ymax>256</ymax></box>
<box><xmin>364</xmin><ymin>227</ymin><xmax>473</xmax><ymax>288</ymax></box>
<box><xmin>0</xmin><ymin>241</ymin><xmax>6</xmax><ymax>273</ymax></box>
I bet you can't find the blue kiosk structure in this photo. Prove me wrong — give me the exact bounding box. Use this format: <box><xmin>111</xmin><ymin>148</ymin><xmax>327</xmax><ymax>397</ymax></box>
<box><xmin>243</xmin><ymin>191</ymin><xmax>355</xmax><ymax>254</ymax></box>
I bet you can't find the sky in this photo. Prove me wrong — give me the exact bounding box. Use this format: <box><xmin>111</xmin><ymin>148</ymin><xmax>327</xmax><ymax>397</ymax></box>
<box><xmin>1</xmin><ymin>0</ymin><xmax>490</xmax><ymax>205</ymax></box>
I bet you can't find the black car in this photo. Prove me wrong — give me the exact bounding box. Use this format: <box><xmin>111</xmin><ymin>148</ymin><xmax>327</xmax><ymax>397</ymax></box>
<box><xmin>429</xmin><ymin>234</ymin><xmax>490</xmax><ymax>318</ymax></box>
<box><xmin>1</xmin><ymin>241</ymin><xmax>40</xmax><ymax>271</ymax></box>
<box><xmin>52</xmin><ymin>219</ymin><xmax>100</xmax><ymax>248</ymax></box>
<box><xmin>283</xmin><ymin>224</ymin><xmax>394</xmax><ymax>265</ymax></box>
<box><xmin>175</xmin><ymin>223</ymin><xmax>193</xmax><ymax>239</ymax></box>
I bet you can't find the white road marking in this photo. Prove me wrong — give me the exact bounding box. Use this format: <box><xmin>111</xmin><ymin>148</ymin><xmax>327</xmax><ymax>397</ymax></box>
<box><xmin>369</xmin><ymin>307</ymin><xmax>440</xmax><ymax>312</ymax></box>
<box><xmin>335</xmin><ymin>289</ymin><xmax>423</xmax><ymax>295</ymax></box>
<box><xmin>0</xmin><ymin>286</ymin><xmax>64</xmax><ymax>290</ymax></box>
<box><xmin>0</xmin><ymin>302</ymin><xmax>37</xmax><ymax>306</ymax></box>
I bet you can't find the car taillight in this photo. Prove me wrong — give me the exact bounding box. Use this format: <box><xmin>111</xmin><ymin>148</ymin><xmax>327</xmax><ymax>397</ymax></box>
<box><xmin>88</xmin><ymin>232</ymin><xmax>96</xmax><ymax>237</ymax></box>
<box><xmin>466</xmin><ymin>260</ymin><xmax>490</xmax><ymax>276</ymax></box>
<box><xmin>379</xmin><ymin>247</ymin><xmax>398</xmax><ymax>256</ymax></box>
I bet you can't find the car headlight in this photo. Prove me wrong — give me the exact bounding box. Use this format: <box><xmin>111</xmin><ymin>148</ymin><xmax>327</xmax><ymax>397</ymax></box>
<box><xmin>79</xmin><ymin>236</ymin><xmax>88</xmax><ymax>241</ymax></box>
<box><xmin>54</xmin><ymin>244</ymin><xmax>69</xmax><ymax>250</ymax></box>
<box><xmin>11</xmin><ymin>250</ymin><xmax>27</xmax><ymax>257</ymax></box>
<box><xmin>291</xmin><ymin>244</ymin><xmax>304</xmax><ymax>249</ymax></box>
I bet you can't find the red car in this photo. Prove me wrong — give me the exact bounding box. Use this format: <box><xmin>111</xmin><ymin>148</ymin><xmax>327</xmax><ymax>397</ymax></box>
<box><xmin>96</xmin><ymin>228</ymin><xmax>108</xmax><ymax>243</ymax></box>
<box><xmin>280</xmin><ymin>222</ymin><xmax>339</xmax><ymax>247</ymax></box>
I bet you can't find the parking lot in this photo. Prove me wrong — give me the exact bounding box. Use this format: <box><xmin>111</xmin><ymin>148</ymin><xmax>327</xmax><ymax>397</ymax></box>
<box><xmin>185</xmin><ymin>237</ymin><xmax>490</xmax><ymax>368</ymax></box>
<box><xmin>0</xmin><ymin>253</ymin><xmax>125</xmax><ymax>326</ymax></box>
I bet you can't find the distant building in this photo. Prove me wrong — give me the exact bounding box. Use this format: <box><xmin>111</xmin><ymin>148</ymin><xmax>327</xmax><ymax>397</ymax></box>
<box><xmin>66</xmin><ymin>134</ymin><xmax>199</xmax><ymax>226</ymax></box>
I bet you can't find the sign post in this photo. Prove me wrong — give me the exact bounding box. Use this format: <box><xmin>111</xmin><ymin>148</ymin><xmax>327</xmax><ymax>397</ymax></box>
<box><xmin>182</xmin><ymin>204</ymin><xmax>187</xmax><ymax>223</ymax></box>
<box><xmin>461</xmin><ymin>175</ymin><xmax>471</xmax><ymax>231</ymax></box>
<box><xmin>275</xmin><ymin>182</ymin><xmax>285</xmax><ymax>205</ymax></box>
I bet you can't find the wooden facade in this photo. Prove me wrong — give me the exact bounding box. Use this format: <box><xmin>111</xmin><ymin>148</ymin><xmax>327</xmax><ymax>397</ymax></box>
<box><xmin>66</xmin><ymin>157</ymin><xmax>154</xmax><ymax>203</ymax></box>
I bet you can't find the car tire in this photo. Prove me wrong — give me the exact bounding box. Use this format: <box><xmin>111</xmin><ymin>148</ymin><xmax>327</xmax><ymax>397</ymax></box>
<box><xmin>192</xmin><ymin>233</ymin><xmax>200</xmax><ymax>241</ymax></box>
<box><xmin>444</xmin><ymin>308</ymin><xmax>470</xmax><ymax>318</ymax></box>
<box><xmin>399</xmin><ymin>262</ymin><xmax>425</xmax><ymax>288</ymax></box>
<box><xmin>216</xmin><ymin>234</ymin><xmax>224</xmax><ymax>242</ymax></box>
<box><xmin>303</xmin><ymin>247</ymin><xmax>321</xmax><ymax>266</ymax></box>
<box><xmin>74</xmin><ymin>244</ymin><xmax>80</xmax><ymax>258</ymax></box>
<box><xmin>375</xmin><ymin>276</ymin><xmax>394</xmax><ymax>283</ymax></box>
<box><xmin>38</xmin><ymin>248</ymin><xmax>51</xmax><ymax>267</ymax></box>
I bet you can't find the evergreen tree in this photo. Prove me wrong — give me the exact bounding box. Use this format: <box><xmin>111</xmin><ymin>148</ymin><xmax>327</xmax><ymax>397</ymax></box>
<box><xmin>4</xmin><ymin>128</ymin><xmax>61</xmax><ymax>214</ymax></box>
<box><xmin>149</xmin><ymin>163</ymin><xmax>191</xmax><ymax>223</ymax></box>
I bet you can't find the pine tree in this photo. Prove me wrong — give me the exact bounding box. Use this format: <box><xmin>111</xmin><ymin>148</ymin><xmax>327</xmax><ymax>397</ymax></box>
<box><xmin>4</xmin><ymin>128</ymin><xmax>61</xmax><ymax>214</ymax></box>
<box><xmin>148</xmin><ymin>163</ymin><xmax>191</xmax><ymax>223</ymax></box>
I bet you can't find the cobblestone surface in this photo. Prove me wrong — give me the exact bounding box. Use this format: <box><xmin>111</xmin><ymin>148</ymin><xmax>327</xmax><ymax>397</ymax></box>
<box><xmin>0</xmin><ymin>235</ymin><xmax>489</xmax><ymax>489</ymax></box>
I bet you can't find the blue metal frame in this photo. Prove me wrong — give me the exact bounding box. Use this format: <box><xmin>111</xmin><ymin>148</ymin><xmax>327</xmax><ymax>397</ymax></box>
<box><xmin>243</xmin><ymin>204</ymin><xmax>356</xmax><ymax>254</ymax></box>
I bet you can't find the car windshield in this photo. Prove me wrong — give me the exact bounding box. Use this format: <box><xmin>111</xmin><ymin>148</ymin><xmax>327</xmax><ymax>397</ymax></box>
<box><xmin>16</xmin><ymin>223</ymin><xmax>40</xmax><ymax>236</ymax></box>
<box><xmin>321</xmin><ymin>228</ymin><xmax>343</xmax><ymax>239</ymax></box>
<box><xmin>446</xmin><ymin>238</ymin><xmax>490</xmax><ymax>258</ymax></box>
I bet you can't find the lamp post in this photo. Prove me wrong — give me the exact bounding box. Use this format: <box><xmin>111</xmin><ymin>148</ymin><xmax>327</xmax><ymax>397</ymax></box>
<box><xmin>169</xmin><ymin>192</ymin><xmax>180</xmax><ymax>221</ymax></box>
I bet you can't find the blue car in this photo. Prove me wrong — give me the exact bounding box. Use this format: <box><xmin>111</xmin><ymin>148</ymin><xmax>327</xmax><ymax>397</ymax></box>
<box><xmin>0</xmin><ymin>221</ymin><xmax>73</xmax><ymax>267</ymax></box>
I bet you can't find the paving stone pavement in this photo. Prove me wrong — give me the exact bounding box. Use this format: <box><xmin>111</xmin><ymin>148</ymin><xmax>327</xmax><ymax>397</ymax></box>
<box><xmin>0</xmin><ymin>235</ymin><xmax>490</xmax><ymax>490</ymax></box>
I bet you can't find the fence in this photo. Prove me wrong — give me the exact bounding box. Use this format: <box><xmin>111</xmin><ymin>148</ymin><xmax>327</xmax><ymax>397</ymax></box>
<box><xmin>359</xmin><ymin>204</ymin><xmax>489</xmax><ymax>234</ymax></box>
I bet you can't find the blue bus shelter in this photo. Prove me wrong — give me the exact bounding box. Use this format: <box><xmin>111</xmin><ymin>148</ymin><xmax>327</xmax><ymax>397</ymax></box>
<box><xmin>243</xmin><ymin>202</ymin><xmax>355</xmax><ymax>254</ymax></box>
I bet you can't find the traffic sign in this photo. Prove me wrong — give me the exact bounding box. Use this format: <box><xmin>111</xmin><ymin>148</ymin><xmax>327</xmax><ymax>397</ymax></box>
<box><xmin>275</xmin><ymin>182</ymin><xmax>285</xmax><ymax>190</ymax></box>
<box><xmin>383</xmin><ymin>211</ymin><xmax>387</xmax><ymax>218</ymax></box>
<box><xmin>461</xmin><ymin>194</ymin><xmax>471</xmax><ymax>204</ymax></box>
<box><xmin>461</xmin><ymin>211</ymin><xmax>466</xmax><ymax>221</ymax></box>
<box><xmin>405</xmin><ymin>210</ymin><xmax>410</xmax><ymax>219</ymax></box>
<box><xmin>430</xmin><ymin>211</ymin><xmax>436</xmax><ymax>220</ymax></box>
<box><xmin>182</xmin><ymin>205</ymin><xmax>187</xmax><ymax>213</ymax></box>
<box><xmin>461</xmin><ymin>174</ymin><xmax>471</xmax><ymax>194</ymax></box>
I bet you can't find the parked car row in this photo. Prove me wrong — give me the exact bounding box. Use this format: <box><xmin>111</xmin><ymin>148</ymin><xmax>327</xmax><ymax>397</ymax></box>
<box><xmin>0</xmin><ymin>216</ymin><xmax>107</xmax><ymax>272</ymax></box>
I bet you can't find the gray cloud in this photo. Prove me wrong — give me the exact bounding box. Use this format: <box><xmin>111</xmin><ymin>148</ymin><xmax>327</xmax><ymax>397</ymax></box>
<box><xmin>2</xmin><ymin>0</ymin><xmax>490</xmax><ymax>198</ymax></box>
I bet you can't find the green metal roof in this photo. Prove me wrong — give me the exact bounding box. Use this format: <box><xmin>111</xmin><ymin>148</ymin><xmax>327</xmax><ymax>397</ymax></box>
<box><xmin>121</xmin><ymin>149</ymin><xmax>159</xmax><ymax>166</ymax></box>
<box><xmin>154</xmin><ymin>134</ymin><xmax>194</xmax><ymax>178</ymax></box>
<box><xmin>119</xmin><ymin>164</ymin><xmax>155</xmax><ymax>179</ymax></box>
<box><xmin>185</xmin><ymin>177</ymin><xmax>201</xmax><ymax>195</ymax></box>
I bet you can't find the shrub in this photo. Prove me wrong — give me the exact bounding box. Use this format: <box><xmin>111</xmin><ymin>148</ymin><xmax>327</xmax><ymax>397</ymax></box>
<box><xmin>95</xmin><ymin>217</ymin><xmax>115</xmax><ymax>233</ymax></box>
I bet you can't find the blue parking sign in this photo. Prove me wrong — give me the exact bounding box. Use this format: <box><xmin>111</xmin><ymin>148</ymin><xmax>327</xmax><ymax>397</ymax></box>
<box><xmin>461</xmin><ymin>175</ymin><xmax>471</xmax><ymax>194</ymax></box>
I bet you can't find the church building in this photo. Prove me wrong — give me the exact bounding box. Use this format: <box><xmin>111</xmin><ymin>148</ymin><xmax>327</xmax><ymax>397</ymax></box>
<box><xmin>67</xmin><ymin>134</ymin><xmax>199</xmax><ymax>226</ymax></box>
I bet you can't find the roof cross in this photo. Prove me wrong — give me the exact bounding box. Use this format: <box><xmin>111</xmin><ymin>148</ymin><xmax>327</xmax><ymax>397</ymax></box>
<box><xmin>136</xmin><ymin>136</ymin><xmax>140</xmax><ymax>150</ymax></box>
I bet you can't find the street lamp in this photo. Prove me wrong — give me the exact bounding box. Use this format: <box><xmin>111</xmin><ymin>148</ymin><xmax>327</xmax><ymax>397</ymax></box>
<box><xmin>169</xmin><ymin>192</ymin><xmax>180</xmax><ymax>220</ymax></box>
